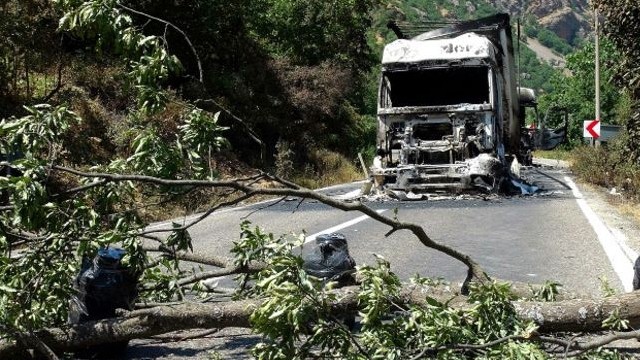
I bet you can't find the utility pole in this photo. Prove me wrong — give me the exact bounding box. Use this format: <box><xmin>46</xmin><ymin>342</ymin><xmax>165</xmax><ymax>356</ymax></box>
<box><xmin>594</xmin><ymin>8</ymin><xmax>600</xmax><ymax>147</ymax></box>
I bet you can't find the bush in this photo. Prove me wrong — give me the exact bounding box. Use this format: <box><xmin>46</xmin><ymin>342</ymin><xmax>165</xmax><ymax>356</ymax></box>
<box><xmin>524</xmin><ymin>25</ymin><xmax>539</xmax><ymax>38</ymax></box>
<box><xmin>571</xmin><ymin>136</ymin><xmax>640</xmax><ymax>201</ymax></box>
<box><xmin>294</xmin><ymin>149</ymin><xmax>362</xmax><ymax>189</ymax></box>
<box><xmin>537</xmin><ymin>29</ymin><xmax>573</xmax><ymax>55</ymax></box>
<box><xmin>570</xmin><ymin>145</ymin><xmax>614</xmax><ymax>187</ymax></box>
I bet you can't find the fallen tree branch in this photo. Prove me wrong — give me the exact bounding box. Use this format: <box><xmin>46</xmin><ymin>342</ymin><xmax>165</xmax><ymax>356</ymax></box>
<box><xmin>0</xmin><ymin>300</ymin><xmax>258</xmax><ymax>358</ymax></box>
<box><xmin>142</xmin><ymin>244</ymin><xmax>233</xmax><ymax>268</ymax></box>
<box><xmin>148</xmin><ymin>328</ymin><xmax>220</xmax><ymax>342</ymax></box>
<box><xmin>51</xmin><ymin>179</ymin><xmax>108</xmax><ymax>199</ymax></box>
<box><xmin>51</xmin><ymin>165</ymin><xmax>491</xmax><ymax>290</ymax></box>
<box><xmin>2</xmin><ymin>286</ymin><xmax>640</xmax><ymax>358</ymax></box>
<box><xmin>15</xmin><ymin>332</ymin><xmax>60</xmax><ymax>360</ymax></box>
<box><xmin>409</xmin><ymin>334</ymin><xmax>573</xmax><ymax>360</ymax></box>
<box><xmin>137</xmin><ymin>190</ymin><xmax>257</xmax><ymax>237</ymax></box>
<box><xmin>562</xmin><ymin>330</ymin><xmax>640</xmax><ymax>357</ymax></box>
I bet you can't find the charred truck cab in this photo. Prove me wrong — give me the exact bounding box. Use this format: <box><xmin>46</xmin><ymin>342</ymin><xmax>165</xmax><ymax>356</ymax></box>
<box><xmin>373</xmin><ymin>14</ymin><xmax>526</xmax><ymax>193</ymax></box>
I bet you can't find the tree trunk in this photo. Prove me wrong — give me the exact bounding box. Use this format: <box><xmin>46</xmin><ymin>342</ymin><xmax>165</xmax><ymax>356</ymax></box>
<box><xmin>0</xmin><ymin>300</ymin><xmax>259</xmax><ymax>359</ymax></box>
<box><xmin>1</xmin><ymin>287</ymin><xmax>639</xmax><ymax>358</ymax></box>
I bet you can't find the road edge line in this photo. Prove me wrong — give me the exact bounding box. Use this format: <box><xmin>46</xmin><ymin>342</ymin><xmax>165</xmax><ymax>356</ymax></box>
<box><xmin>564</xmin><ymin>176</ymin><xmax>634</xmax><ymax>292</ymax></box>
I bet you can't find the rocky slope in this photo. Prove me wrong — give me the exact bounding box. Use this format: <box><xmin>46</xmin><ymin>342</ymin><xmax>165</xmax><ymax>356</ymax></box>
<box><xmin>489</xmin><ymin>0</ymin><xmax>591</xmax><ymax>43</ymax></box>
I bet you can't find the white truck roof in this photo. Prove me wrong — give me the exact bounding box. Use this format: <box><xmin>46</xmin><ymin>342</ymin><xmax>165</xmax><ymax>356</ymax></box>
<box><xmin>382</xmin><ymin>33</ymin><xmax>496</xmax><ymax>65</ymax></box>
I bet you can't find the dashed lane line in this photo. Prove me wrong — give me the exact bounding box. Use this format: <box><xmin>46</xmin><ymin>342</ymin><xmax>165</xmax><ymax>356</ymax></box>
<box><xmin>304</xmin><ymin>209</ymin><xmax>388</xmax><ymax>243</ymax></box>
<box><xmin>145</xmin><ymin>180</ymin><xmax>368</xmax><ymax>231</ymax></box>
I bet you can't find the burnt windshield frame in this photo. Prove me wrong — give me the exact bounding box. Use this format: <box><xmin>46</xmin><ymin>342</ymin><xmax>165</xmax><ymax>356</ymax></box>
<box><xmin>382</xmin><ymin>65</ymin><xmax>491</xmax><ymax>108</ymax></box>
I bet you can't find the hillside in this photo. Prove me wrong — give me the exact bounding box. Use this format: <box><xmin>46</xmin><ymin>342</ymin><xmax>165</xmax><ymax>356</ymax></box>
<box><xmin>491</xmin><ymin>0</ymin><xmax>591</xmax><ymax>44</ymax></box>
<box><xmin>525</xmin><ymin>36</ymin><xmax>566</xmax><ymax>68</ymax></box>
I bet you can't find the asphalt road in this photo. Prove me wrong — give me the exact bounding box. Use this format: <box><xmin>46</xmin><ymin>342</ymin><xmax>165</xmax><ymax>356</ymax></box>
<box><xmin>127</xmin><ymin>163</ymin><xmax>638</xmax><ymax>358</ymax></box>
<box><xmin>149</xmin><ymin>163</ymin><xmax>630</xmax><ymax>296</ymax></box>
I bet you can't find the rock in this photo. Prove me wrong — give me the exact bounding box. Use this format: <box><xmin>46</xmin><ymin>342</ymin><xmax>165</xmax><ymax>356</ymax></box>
<box><xmin>537</xmin><ymin>7</ymin><xmax>584</xmax><ymax>43</ymax></box>
<box><xmin>484</xmin><ymin>0</ymin><xmax>591</xmax><ymax>44</ymax></box>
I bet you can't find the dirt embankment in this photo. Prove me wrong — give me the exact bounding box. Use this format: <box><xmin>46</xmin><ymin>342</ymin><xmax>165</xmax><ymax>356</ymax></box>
<box><xmin>525</xmin><ymin>36</ymin><xmax>566</xmax><ymax>68</ymax></box>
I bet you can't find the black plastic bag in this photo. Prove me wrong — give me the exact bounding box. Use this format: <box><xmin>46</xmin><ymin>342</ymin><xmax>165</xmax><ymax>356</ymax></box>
<box><xmin>302</xmin><ymin>233</ymin><xmax>356</xmax><ymax>286</ymax></box>
<box><xmin>302</xmin><ymin>233</ymin><xmax>357</xmax><ymax>329</ymax></box>
<box><xmin>69</xmin><ymin>247</ymin><xmax>139</xmax><ymax>358</ymax></box>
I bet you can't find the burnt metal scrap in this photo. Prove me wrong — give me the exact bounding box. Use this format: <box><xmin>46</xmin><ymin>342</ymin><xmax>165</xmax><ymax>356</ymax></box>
<box><xmin>368</xmin><ymin>155</ymin><xmax>538</xmax><ymax>199</ymax></box>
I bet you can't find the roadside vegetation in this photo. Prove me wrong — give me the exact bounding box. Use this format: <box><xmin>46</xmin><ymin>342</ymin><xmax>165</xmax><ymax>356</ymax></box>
<box><xmin>533</xmin><ymin>149</ymin><xmax>572</xmax><ymax>161</ymax></box>
<box><xmin>571</xmin><ymin>140</ymin><xmax>640</xmax><ymax>202</ymax></box>
<box><xmin>546</xmin><ymin>1</ymin><xmax>640</xmax><ymax>207</ymax></box>
<box><xmin>2</xmin><ymin>0</ymin><xmax>640</xmax><ymax>359</ymax></box>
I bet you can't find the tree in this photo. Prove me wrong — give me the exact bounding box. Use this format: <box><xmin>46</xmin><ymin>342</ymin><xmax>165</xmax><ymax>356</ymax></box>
<box><xmin>3</xmin><ymin>2</ymin><xmax>640</xmax><ymax>359</ymax></box>
<box><xmin>538</xmin><ymin>38</ymin><xmax>626</xmax><ymax>145</ymax></box>
<box><xmin>593</xmin><ymin>0</ymin><xmax>640</xmax><ymax>163</ymax></box>
<box><xmin>249</xmin><ymin>0</ymin><xmax>378</xmax><ymax>71</ymax></box>
<box><xmin>0</xmin><ymin>0</ymin><xmax>61</xmax><ymax>117</ymax></box>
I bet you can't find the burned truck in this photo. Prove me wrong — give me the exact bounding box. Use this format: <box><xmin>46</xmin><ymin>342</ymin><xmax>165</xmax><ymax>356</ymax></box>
<box><xmin>372</xmin><ymin>14</ymin><xmax>536</xmax><ymax>193</ymax></box>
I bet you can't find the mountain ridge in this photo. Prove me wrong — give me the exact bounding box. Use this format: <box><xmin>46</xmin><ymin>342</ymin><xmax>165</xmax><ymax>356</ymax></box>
<box><xmin>490</xmin><ymin>0</ymin><xmax>591</xmax><ymax>44</ymax></box>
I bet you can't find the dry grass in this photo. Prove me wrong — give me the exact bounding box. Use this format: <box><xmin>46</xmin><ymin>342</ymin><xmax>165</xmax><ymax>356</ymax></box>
<box><xmin>534</xmin><ymin>149</ymin><xmax>572</xmax><ymax>161</ymax></box>
<box><xmin>617</xmin><ymin>202</ymin><xmax>640</xmax><ymax>225</ymax></box>
<box><xmin>571</xmin><ymin>144</ymin><xmax>640</xmax><ymax>206</ymax></box>
<box><xmin>293</xmin><ymin>149</ymin><xmax>364</xmax><ymax>189</ymax></box>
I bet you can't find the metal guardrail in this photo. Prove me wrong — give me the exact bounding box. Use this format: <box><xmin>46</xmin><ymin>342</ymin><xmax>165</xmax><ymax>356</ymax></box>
<box><xmin>599</xmin><ymin>124</ymin><xmax>622</xmax><ymax>143</ymax></box>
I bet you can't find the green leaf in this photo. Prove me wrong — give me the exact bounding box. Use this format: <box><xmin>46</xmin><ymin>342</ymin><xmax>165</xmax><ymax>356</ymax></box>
<box><xmin>0</xmin><ymin>285</ymin><xmax>17</xmax><ymax>293</ymax></box>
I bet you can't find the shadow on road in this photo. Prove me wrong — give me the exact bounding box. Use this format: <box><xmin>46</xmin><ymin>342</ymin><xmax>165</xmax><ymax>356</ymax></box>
<box><xmin>532</xmin><ymin>168</ymin><xmax>571</xmax><ymax>190</ymax></box>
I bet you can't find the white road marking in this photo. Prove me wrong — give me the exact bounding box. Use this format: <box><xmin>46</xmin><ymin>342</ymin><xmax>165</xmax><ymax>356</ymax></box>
<box><xmin>565</xmin><ymin>176</ymin><xmax>635</xmax><ymax>292</ymax></box>
<box><xmin>145</xmin><ymin>180</ymin><xmax>369</xmax><ymax>231</ymax></box>
<box><xmin>304</xmin><ymin>209</ymin><xmax>387</xmax><ymax>243</ymax></box>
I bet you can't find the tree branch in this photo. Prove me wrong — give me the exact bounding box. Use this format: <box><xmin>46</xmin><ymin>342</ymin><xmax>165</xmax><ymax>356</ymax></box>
<box><xmin>117</xmin><ymin>3</ymin><xmax>203</xmax><ymax>82</ymax></box>
<box><xmin>51</xmin><ymin>165</ymin><xmax>491</xmax><ymax>290</ymax></box>
<box><xmin>193</xmin><ymin>98</ymin><xmax>265</xmax><ymax>158</ymax></box>
<box><xmin>142</xmin><ymin>244</ymin><xmax>233</xmax><ymax>268</ymax></box>
<box><xmin>51</xmin><ymin>179</ymin><xmax>108</xmax><ymax>199</ymax></box>
<box><xmin>15</xmin><ymin>332</ymin><xmax>60</xmax><ymax>360</ymax></box>
<box><xmin>410</xmin><ymin>334</ymin><xmax>573</xmax><ymax>360</ymax></box>
<box><xmin>562</xmin><ymin>330</ymin><xmax>640</xmax><ymax>357</ymax></box>
<box><xmin>2</xmin><ymin>286</ymin><xmax>640</xmax><ymax>358</ymax></box>
<box><xmin>138</xmin><ymin>190</ymin><xmax>258</xmax><ymax>236</ymax></box>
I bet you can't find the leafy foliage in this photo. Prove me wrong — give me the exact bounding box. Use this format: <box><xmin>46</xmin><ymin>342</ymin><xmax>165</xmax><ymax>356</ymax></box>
<box><xmin>0</xmin><ymin>106</ymin><xmax>98</xmax><ymax>332</ymax></box>
<box><xmin>594</xmin><ymin>0</ymin><xmax>640</xmax><ymax>163</ymax></box>
<box><xmin>538</xmin><ymin>39</ymin><xmax>625</xmax><ymax>145</ymax></box>
<box><xmin>529</xmin><ymin>281</ymin><xmax>562</xmax><ymax>302</ymax></box>
<box><xmin>0</xmin><ymin>0</ymin><xmax>227</xmax><ymax>337</ymax></box>
<box><xmin>536</xmin><ymin>28</ymin><xmax>573</xmax><ymax>55</ymax></box>
<box><xmin>55</xmin><ymin>0</ymin><xmax>182</xmax><ymax>114</ymax></box>
<box><xmin>244</xmin><ymin>232</ymin><xmax>558</xmax><ymax>360</ymax></box>
<box><xmin>571</xmin><ymin>139</ymin><xmax>640</xmax><ymax>201</ymax></box>
<box><xmin>250</xmin><ymin>0</ymin><xmax>379</xmax><ymax>71</ymax></box>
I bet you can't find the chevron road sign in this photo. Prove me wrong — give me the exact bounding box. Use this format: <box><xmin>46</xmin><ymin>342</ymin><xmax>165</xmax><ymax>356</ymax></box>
<box><xmin>583</xmin><ymin>120</ymin><xmax>600</xmax><ymax>139</ymax></box>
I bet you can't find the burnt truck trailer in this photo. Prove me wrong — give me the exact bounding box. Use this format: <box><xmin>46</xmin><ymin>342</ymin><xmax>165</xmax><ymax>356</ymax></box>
<box><xmin>372</xmin><ymin>14</ymin><xmax>535</xmax><ymax>193</ymax></box>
